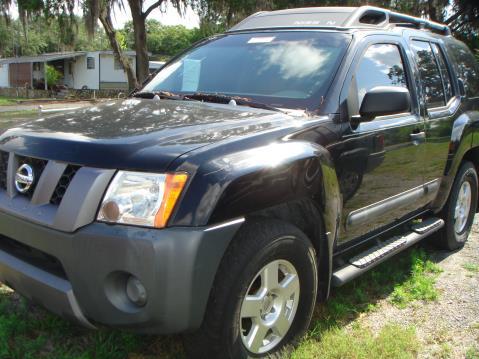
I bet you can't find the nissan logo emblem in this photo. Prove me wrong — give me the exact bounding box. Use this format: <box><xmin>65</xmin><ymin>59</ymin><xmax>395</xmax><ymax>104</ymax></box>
<box><xmin>15</xmin><ymin>164</ymin><xmax>35</xmax><ymax>194</ymax></box>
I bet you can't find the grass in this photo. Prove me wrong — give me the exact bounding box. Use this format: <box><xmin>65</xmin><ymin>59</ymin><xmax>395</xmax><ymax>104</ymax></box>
<box><xmin>466</xmin><ymin>346</ymin><xmax>479</xmax><ymax>359</ymax></box>
<box><xmin>0</xmin><ymin>288</ymin><xmax>184</xmax><ymax>359</ymax></box>
<box><xmin>389</xmin><ymin>250</ymin><xmax>442</xmax><ymax>308</ymax></box>
<box><xmin>0</xmin><ymin>97</ymin><xmax>19</xmax><ymax>106</ymax></box>
<box><xmin>463</xmin><ymin>263</ymin><xmax>479</xmax><ymax>273</ymax></box>
<box><xmin>287</xmin><ymin>247</ymin><xmax>440</xmax><ymax>358</ymax></box>
<box><xmin>291</xmin><ymin>324</ymin><xmax>419</xmax><ymax>359</ymax></box>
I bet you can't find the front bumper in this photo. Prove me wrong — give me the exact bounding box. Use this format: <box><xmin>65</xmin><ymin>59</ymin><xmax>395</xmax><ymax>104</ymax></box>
<box><xmin>0</xmin><ymin>211</ymin><xmax>243</xmax><ymax>334</ymax></box>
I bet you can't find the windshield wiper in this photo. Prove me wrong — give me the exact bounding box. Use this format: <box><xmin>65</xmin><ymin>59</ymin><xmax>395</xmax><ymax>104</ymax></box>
<box><xmin>184</xmin><ymin>93</ymin><xmax>284</xmax><ymax>113</ymax></box>
<box><xmin>133</xmin><ymin>91</ymin><xmax>184</xmax><ymax>101</ymax></box>
<box><xmin>134</xmin><ymin>91</ymin><xmax>284</xmax><ymax>113</ymax></box>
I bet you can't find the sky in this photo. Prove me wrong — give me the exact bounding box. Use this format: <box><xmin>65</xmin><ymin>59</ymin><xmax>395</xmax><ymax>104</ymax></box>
<box><xmin>110</xmin><ymin>2</ymin><xmax>200</xmax><ymax>29</ymax></box>
<box><xmin>10</xmin><ymin>1</ymin><xmax>201</xmax><ymax>29</ymax></box>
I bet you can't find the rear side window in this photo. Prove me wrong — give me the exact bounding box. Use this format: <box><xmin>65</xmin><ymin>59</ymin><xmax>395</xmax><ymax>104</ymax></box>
<box><xmin>411</xmin><ymin>40</ymin><xmax>445</xmax><ymax>108</ymax></box>
<box><xmin>445</xmin><ymin>40</ymin><xmax>479</xmax><ymax>98</ymax></box>
<box><xmin>355</xmin><ymin>43</ymin><xmax>408</xmax><ymax>107</ymax></box>
<box><xmin>431</xmin><ymin>43</ymin><xmax>454</xmax><ymax>102</ymax></box>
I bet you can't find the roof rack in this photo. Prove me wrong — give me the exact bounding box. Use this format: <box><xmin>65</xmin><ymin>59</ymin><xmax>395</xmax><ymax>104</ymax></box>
<box><xmin>228</xmin><ymin>6</ymin><xmax>451</xmax><ymax>36</ymax></box>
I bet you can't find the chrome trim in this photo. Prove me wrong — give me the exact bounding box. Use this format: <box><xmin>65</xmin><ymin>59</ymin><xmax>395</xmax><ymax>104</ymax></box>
<box><xmin>204</xmin><ymin>218</ymin><xmax>245</xmax><ymax>232</ymax></box>
<box><xmin>346</xmin><ymin>179</ymin><xmax>440</xmax><ymax>228</ymax></box>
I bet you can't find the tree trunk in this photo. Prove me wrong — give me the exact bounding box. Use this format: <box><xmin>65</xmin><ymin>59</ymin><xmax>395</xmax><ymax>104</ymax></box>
<box><xmin>128</xmin><ymin>0</ymin><xmax>150</xmax><ymax>84</ymax></box>
<box><xmin>99</xmin><ymin>7</ymin><xmax>139</xmax><ymax>90</ymax></box>
<box><xmin>427</xmin><ymin>0</ymin><xmax>438</xmax><ymax>22</ymax></box>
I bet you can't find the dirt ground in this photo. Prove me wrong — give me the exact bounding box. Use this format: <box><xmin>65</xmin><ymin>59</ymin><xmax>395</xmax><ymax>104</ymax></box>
<box><xmin>357</xmin><ymin>217</ymin><xmax>479</xmax><ymax>358</ymax></box>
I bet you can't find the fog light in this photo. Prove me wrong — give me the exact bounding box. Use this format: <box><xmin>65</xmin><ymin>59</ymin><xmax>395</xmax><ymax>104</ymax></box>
<box><xmin>126</xmin><ymin>275</ymin><xmax>147</xmax><ymax>307</ymax></box>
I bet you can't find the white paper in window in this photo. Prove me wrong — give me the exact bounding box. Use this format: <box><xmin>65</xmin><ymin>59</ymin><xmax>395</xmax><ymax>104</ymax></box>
<box><xmin>182</xmin><ymin>59</ymin><xmax>202</xmax><ymax>92</ymax></box>
<box><xmin>248</xmin><ymin>37</ymin><xmax>275</xmax><ymax>44</ymax></box>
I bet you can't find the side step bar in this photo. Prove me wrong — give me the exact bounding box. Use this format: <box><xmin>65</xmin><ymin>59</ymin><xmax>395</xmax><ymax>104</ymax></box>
<box><xmin>331</xmin><ymin>217</ymin><xmax>444</xmax><ymax>287</ymax></box>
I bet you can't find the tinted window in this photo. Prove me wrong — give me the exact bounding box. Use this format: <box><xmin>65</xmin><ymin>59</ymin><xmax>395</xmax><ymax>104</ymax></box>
<box><xmin>354</xmin><ymin>43</ymin><xmax>408</xmax><ymax>109</ymax></box>
<box><xmin>432</xmin><ymin>43</ymin><xmax>454</xmax><ymax>102</ymax></box>
<box><xmin>411</xmin><ymin>41</ymin><xmax>445</xmax><ymax>108</ymax></box>
<box><xmin>445</xmin><ymin>39</ymin><xmax>479</xmax><ymax>98</ymax></box>
<box><xmin>142</xmin><ymin>32</ymin><xmax>351</xmax><ymax>110</ymax></box>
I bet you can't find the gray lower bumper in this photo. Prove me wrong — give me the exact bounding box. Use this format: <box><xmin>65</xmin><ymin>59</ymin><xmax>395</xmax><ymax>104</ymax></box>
<box><xmin>0</xmin><ymin>211</ymin><xmax>243</xmax><ymax>334</ymax></box>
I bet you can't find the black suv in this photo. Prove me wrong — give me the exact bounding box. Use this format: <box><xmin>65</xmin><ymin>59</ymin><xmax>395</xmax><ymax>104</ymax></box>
<box><xmin>0</xmin><ymin>6</ymin><xmax>478</xmax><ymax>358</ymax></box>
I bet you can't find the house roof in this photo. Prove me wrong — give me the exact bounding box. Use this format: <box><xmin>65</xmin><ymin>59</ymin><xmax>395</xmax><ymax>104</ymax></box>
<box><xmin>0</xmin><ymin>51</ymin><xmax>138</xmax><ymax>65</ymax></box>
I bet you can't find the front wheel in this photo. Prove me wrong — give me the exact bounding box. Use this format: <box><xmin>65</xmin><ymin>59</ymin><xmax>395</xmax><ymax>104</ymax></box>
<box><xmin>185</xmin><ymin>218</ymin><xmax>318</xmax><ymax>358</ymax></box>
<box><xmin>437</xmin><ymin>161</ymin><xmax>478</xmax><ymax>250</ymax></box>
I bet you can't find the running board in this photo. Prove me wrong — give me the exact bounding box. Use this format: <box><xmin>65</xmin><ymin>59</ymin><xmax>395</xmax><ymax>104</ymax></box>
<box><xmin>331</xmin><ymin>217</ymin><xmax>444</xmax><ymax>287</ymax></box>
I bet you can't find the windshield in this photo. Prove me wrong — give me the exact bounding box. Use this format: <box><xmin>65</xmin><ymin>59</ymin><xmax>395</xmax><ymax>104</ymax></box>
<box><xmin>141</xmin><ymin>31</ymin><xmax>351</xmax><ymax>110</ymax></box>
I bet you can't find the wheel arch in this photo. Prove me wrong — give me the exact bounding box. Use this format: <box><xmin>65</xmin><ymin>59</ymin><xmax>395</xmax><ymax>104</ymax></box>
<box><xmin>430</xmin><ymin>111</ymin><xmax>478</xmax><ymax>213</ymax></box>
<box><xmin>245</xmin><ymin>198</ymin><xmax>333</xmax><ymax>301</ymax></box>
<box><xmin>171</xmin><ymin>140</ymin><xmax>342</xmax><ymax>299</ymax></box>
<box><xmin>460</xmin><ymin>146</ymin><xmax>479</xmax><ymax>212</ymax></box>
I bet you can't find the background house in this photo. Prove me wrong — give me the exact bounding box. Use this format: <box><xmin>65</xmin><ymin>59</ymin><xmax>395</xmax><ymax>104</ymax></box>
<box><xmin>0</xmin><ymin>51</ymin><xmax>138</xmax><ymax>90</ymax></box>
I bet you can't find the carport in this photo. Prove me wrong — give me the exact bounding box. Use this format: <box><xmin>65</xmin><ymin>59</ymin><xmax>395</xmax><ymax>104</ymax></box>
<box><xmin>0</xmin><ymin>52</ymin><xmax>85</xmax><ymax>90</ymax></box>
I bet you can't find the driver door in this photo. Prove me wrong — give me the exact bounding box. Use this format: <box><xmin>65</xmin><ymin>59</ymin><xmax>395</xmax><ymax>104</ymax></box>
<box><xmin>334</xmin><ymin>39</ymin><xmax>429</xmax><ymax>244</ymax></box>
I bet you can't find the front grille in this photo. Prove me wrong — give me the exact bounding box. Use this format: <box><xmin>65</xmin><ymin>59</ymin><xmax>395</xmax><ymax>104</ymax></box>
<box><xmin>50</xmin><ymin>165</ymin><xmax>80</xmax><ymax>205</ymax></box>
<box><xmin>0</xmin><ymin>234</ymin><xmax>67</xmax><ymax>279</ymax></box>
<box><xmin>0</xmin><ymin>152</ymin><xmax>81</xmax><ymax>206</ymax></box>
<box><xmin>0</xmin><ymin>151</ymin><xmax>8</xmax><ymax>190</ymax></box>
<box><xmin>16</xmin><ymin>156</ymin><xmax>48</xmax><ymax>198</ymax></box>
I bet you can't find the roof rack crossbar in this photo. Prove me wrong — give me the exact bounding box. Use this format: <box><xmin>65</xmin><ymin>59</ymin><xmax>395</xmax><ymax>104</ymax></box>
<box><xmin>387</xmin><ymin>10</ymin><xmax>451</xmax><ymax>35</ymax></box>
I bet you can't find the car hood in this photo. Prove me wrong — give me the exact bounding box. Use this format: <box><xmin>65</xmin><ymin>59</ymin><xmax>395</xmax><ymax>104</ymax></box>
<box><xmin>0</xmin><ymin>98</ymin><xmax>302</xmax><ymax>171</ymax></box>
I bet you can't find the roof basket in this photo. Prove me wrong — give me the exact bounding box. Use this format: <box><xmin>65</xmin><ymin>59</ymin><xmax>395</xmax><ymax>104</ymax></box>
<box><xmin>228</xmin><ymin>6</ymin><xmax>451</xmax><ymax>35</ymax></box>
<box><xmin>342</xmin><ymin>6</ymin><xmax>451</xmax><ymax>35</ymax></box>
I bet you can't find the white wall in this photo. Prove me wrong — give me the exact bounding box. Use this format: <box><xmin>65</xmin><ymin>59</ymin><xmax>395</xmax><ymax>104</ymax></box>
<box><xmin>0</xmin><ymin>64</ymin><xmax>8</xmax><ymax>88</ymax></box>
<box><xmin>100</xmin><ymin>54</ymin><xmax>136</xmax><ymax>88</ymax></box>
<box><xmin>72</xmin><ymin>52</ymin><xmax>100</xmax><ymax>90</ymax></box>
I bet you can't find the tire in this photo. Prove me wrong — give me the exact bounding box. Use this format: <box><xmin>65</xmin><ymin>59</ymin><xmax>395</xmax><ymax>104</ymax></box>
<box><xmin>184</xmin><ymin>218</ymin><xmax>318</xmax><ymax>359</ymax></box>
<box><xmin>437</xmin><ymin>161</ymin><xmax>478</xmax><ymax>250</ymax></box>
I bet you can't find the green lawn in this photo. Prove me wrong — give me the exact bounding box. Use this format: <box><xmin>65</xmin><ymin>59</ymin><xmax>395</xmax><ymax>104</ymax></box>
<box><xmin>0</xmin><ymin>247</ymin><xmax>441</xmax><ymax>359</ymax></box>
<box><xmin>0</xmin><ymin>97</ymin><xmax>22</xmax><ymax>106</ymax></box>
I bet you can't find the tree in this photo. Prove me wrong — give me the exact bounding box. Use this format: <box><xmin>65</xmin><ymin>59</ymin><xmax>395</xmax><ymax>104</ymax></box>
<box><xmin>45</xmin><ymin>64</ymin><xmax>62</xmax><ymax>88</ymax></box>
<box><xmin>193</xmin><ymin>0</ymin><xmax>478</xmax><ymax>52</ymax></box>
<box><xmin>126</xmin><ymin>0</ymin><xmax>188</xmax><ymax>83</ymax></box>
<box><xmin>83</xmin><ymin>0</ymin><xmax>139</xmax><ymax>89</ymax></box>
<box><xmin>120</xmin><ymin>19</ymin><xmax>203</xmax><ymax>57</ymax></box>
<box><xmin>444</xmin><ymin>0</ymin><xmax>479</xmax><ymax>51</ymax></box>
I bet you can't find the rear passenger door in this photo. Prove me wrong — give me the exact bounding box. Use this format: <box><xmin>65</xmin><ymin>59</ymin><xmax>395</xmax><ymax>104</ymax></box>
<box><xmin>409</xmin><ymin>39</ymin><xmax>460</xmax><ymax>196</ymax></box>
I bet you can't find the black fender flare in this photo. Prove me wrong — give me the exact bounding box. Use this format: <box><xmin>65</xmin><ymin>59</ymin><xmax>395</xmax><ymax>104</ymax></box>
<box><xmin>431</xmin><ymin>110</ymin><xmax>479</xmax><ymax>212</ymax></box>
<box><xmin>171</xmin><ymin>140</ymin><xmax>342</xmax><ymax>296</ymax></box>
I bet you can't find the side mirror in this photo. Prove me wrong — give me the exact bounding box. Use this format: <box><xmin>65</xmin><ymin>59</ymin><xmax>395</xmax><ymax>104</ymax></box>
<box><xmin>358</xmin><ymin>86</ymin><xmax>411</xmax><ymax>122</ymax></box>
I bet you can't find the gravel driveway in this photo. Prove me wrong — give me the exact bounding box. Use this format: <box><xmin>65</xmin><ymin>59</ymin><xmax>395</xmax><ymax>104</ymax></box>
<box><xmin>358</xmin><ymin>216</ymin><xmax>479</xmax><ymax>358</ymax></box>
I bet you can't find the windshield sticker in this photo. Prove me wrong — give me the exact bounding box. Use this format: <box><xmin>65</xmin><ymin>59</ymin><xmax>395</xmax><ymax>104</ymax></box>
<box><xmin>181</xmin><ymin>59</ymin><xmax>202</xmax><ymax>92</ymax></box>
<box><xmin>248</xmin><ymin>37</ymin><xmax>276</xmax><ymax>44</ymax></box>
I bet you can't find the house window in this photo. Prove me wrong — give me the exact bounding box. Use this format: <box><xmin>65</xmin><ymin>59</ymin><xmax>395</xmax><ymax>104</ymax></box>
<box><xmin>69</xmin><ymin>62</ymin><xmax>73</xmax><ymax>75</ymax></box>
<box><xmin>114</xmin><ymin>58</ymin><xmax>123</xmax><ymax>70</ymax></box>
<box><xmin>87</xmin><ymin>57</ymin><xmax>95</xmax><ymax>70</ymax></box>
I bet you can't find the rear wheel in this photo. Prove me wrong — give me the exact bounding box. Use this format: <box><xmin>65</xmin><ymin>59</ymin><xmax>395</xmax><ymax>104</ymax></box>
<box><xmin>437</xmin><ymin>161</ymin><xmax>478</xmax><ymax>250</ymax></box>
<box><xmin>184</xmin><ymin>218</ymin><xmax>318</xmax><ymax>358</ymax></box>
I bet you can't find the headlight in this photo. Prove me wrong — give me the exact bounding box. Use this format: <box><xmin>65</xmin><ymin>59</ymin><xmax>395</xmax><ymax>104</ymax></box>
<box><xmin>97</xmin><ymin>171</ymin><xmax>188</xmax><ymax>228</ymax></box>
